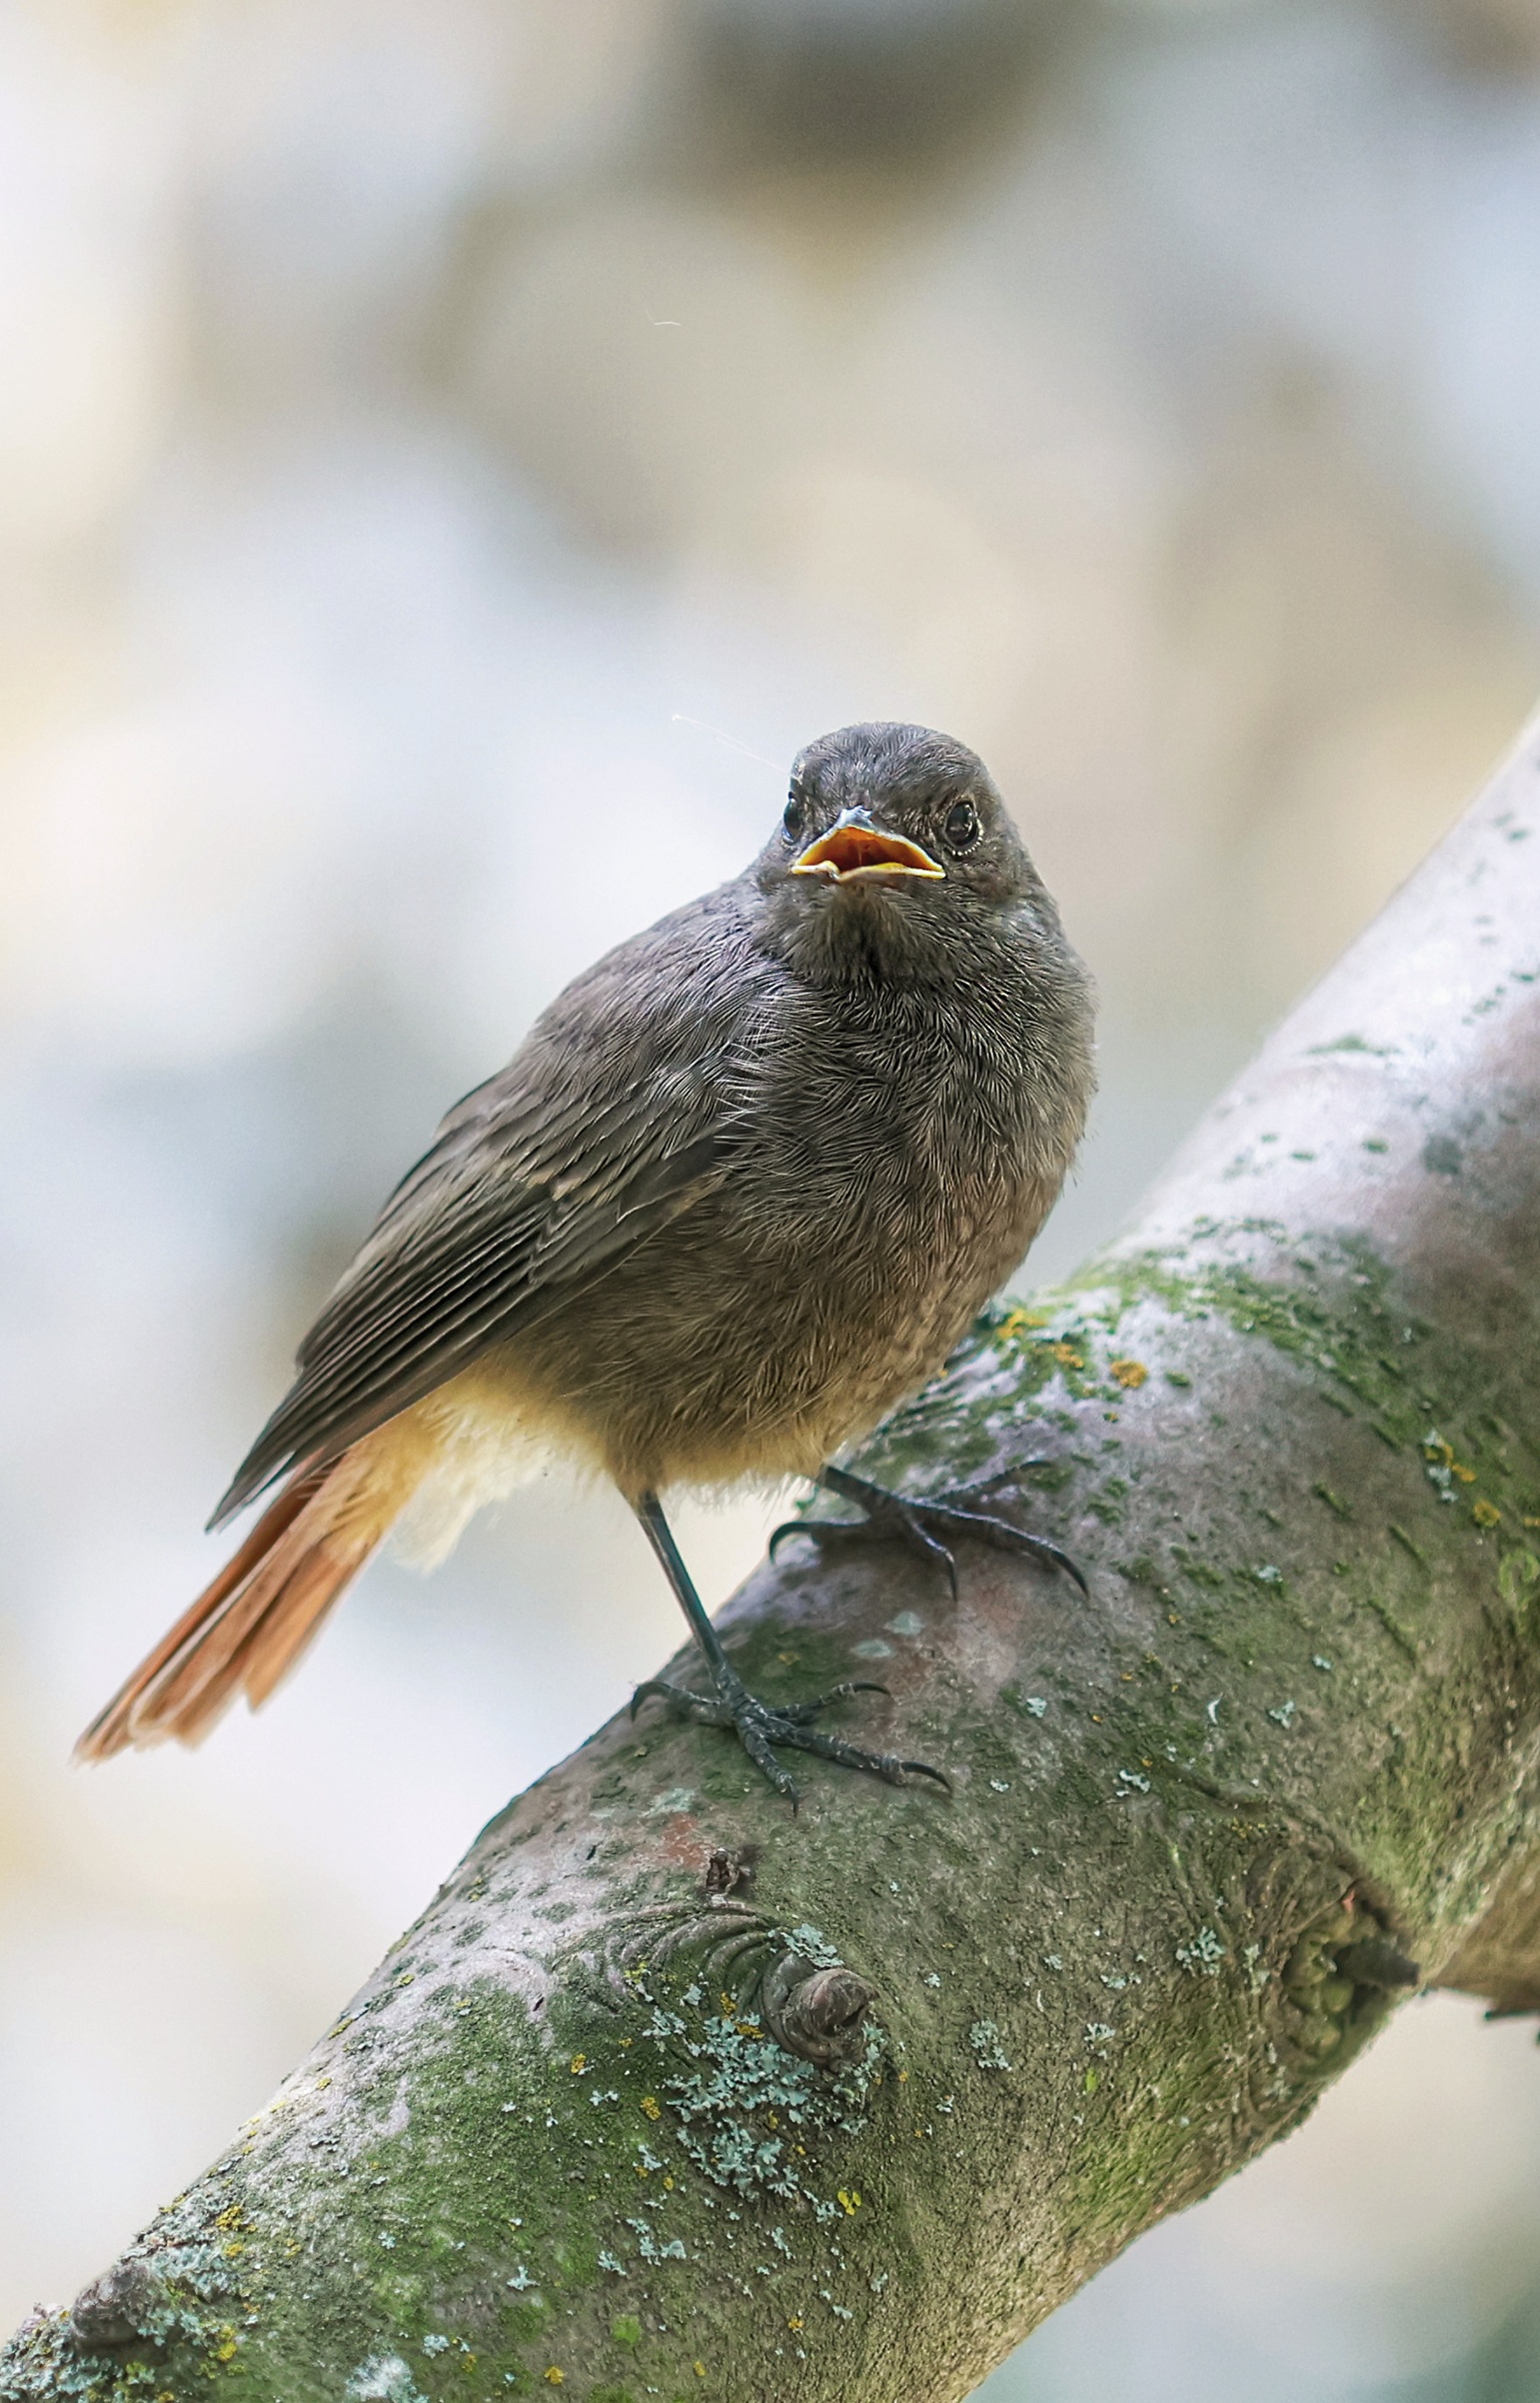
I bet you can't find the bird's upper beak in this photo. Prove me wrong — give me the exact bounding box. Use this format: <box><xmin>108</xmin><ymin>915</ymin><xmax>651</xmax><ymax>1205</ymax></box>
<box><xmin>790</xmin><ymin>807</ymin><xmax>944</xmax><ymax>885</ymax></box>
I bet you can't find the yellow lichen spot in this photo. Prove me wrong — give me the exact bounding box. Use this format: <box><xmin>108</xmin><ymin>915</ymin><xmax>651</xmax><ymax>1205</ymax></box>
<box><xmin>1049</xmin><ymin>1341</ymin><xmax>1084</xmax><ymax>1369</ymax></box>
<box><xmin>1424</xmin><ymin>1436</ymin><xmax>1454</xmax><ymax>1465</ymax></box>
<box><xmin>1452</xmin><ymin>1462</ymin><xmax>1477</xmax><ymax>1484</ymax></box>
<box><xmin>569</xmin><ymin>2053</ymin><xmax>587</xmax><ymax>2074</ymax></box>
<box><xmin>786</xmin><ymin>2317</ymin><xmax>803</xmax><ymax>2333</ymax></box>
<box><xmin>1109</xmin><ymin>1358</ymin><xmax>1147</xmax><ymax>1389</ymax></box>
<box><xmin>214</xmin><ymin>2329</ymin><xmax>238</xmax><ymax>2364</ymax></box>
<box><xmin>896</xmin><ymin>2069</ymin><xmax>908</xmax><ymax>2082</ymax></box>
<box><xmin>1525</xmin><ymin>1516</ymin><xmax>1540</xmax><ymax>1529</ymax></box>
<box><xmin>997</xmin><ymin>1307</ymin><xmax>1047</xmax><ymax>1336</ymax></box>
<box><xmin>1473</xmin><ymin>1498</ymin><xmax>1501</xmax><ymax>1526</ymax></box>
<box><xmin>462</xmin><ymin>2361</ymin><xmax>477</xmax><ymax>2376</ymax></box>
<box><xmin>544</xmin><ymin>2369</ymin><xmax>564</xmax><ymax>2386</ymax></box>
<box><xmin>221</xmin><ymin>2240</ymin><xmax>245</xmax><ymax>2258</ymax></box>
<box><xmin>694</xmin><ymin>2364</ymin><xmax>707</xmax><ymax>2381</ymax></box>
<box><xmin>641</xmin><ymin>2095</ymin><xmax>662</xmax><ymax>2120</ymax></box>
<box><xmin>635</xmin><ymin>2161</ymin><xmax>650</xmax><ymax>2177</ymax></box>
<box><xmin>395</xmin><ymin>1971</ymin><xmax>415</xmax><ymax>1986</ymax></box>
<box><xmin>836</xmin><ymin>2189</ymin><xmax>862</xmax><ymax>2215</ymax></box>
<box><xmin>664</xmin><ymin>2174</ymin><xmax>675</xmax><ymax>2190</ymax></box>
<box><xmin>317</xmin><ymin>2075</ymin><xmax>331</xmax><ymax>2089</ymax></box>
<box><xmin>767</xmin><ymin>2111</ymin><xmax>779</xmax><ymax>2129</ymax></box>
<box><xmin>215</xmin><ymin>2206</ymin><xmax>243</xmax><ymax>2232</ymax></box>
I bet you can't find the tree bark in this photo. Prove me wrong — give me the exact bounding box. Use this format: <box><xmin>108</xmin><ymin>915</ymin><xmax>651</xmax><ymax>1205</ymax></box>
<box><xmin>8</xmin><ymin>720</ymin><xmax>1540</xmax><ymax>2403</ymax></box>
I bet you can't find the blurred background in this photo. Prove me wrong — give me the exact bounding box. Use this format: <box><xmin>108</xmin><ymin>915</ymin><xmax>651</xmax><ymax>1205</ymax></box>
<box><xmin>3</xmin><ymin>0</ymin><xmax>1540</xmax><ymax>2391</ymax></box>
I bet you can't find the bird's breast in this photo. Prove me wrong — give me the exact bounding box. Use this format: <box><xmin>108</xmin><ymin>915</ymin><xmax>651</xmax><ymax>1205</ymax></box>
<box><xmin>707</xmin><ymin>998</ymin><xmax>1054</xmax><ymax>1421</ymax></box>
<box><xmin>496</xmin><ymin>975</ymin><xmax>1078</xmax><ymax>1495</ymax></box>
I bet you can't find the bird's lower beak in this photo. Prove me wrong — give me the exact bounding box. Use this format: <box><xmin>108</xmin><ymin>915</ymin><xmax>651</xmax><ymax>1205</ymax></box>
<box><xmin>791</xmin><ymin>813</ymin><xmax>944</xmax><ymax>884</ymax></box>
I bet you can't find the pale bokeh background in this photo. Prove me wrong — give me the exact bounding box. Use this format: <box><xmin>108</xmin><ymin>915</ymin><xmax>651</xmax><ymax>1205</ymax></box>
<box><xmin>3</xmin><ymin>2</ymin><xmax>1540</xmax><ymax>2392</ymax></box>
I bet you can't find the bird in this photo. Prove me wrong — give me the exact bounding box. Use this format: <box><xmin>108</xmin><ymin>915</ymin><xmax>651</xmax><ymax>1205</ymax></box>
<box><xmin>76</xmin><ymin>722</ymin><xmax>1095</xmax><ymax>1800</ymax></box>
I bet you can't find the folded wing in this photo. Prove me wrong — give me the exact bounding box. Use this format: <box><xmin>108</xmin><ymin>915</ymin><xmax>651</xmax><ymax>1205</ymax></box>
<box><xmin>212</xmin><ymin>890</ymin><xmax>770</xmax><ymax>1524</ymax></box>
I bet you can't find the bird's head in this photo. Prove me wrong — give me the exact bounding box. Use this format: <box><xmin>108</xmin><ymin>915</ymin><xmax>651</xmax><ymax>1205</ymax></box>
<box><xmin>755</xmin><ymin>722</ymin><xmax>1041</xmax><ymax>981</ymax></box>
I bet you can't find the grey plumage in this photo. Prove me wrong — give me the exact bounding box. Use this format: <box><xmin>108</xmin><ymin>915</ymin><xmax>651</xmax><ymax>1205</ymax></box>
<box><xmin>219</xmin><ymin>721</ymin><xmax>1093</xmax><ymax>1515</ymax></box>
<box><xmin>80</xmin><ymin>722</ymin><xmax>1095</xmax><ymax>1785</ymax></box>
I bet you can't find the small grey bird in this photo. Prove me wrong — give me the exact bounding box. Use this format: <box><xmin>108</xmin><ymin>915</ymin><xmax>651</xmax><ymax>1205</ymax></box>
<box><xmin>77</xmin><ymin>723</ymin><xmax>1095</xmax><ymax>1799</ymax></box>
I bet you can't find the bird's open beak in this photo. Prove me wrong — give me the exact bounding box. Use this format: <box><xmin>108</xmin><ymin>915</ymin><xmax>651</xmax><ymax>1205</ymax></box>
<box><xmin>791</xmin><ymin>809</ymin><xmax>944</xmax><ymax>884</ymax></box>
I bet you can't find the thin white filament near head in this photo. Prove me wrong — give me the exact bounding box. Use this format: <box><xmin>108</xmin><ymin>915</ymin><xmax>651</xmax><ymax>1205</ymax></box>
<box><xmin>670</xmin><ymin>713</ymin><xmax>779</xmax><ymax>770</ymax></box>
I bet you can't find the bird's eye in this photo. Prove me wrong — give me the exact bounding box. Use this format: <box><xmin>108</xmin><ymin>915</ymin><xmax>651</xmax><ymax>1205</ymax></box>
<box><xmin>783</xmin><ymin>792</ymin><xmax>807</xmax><ymax>842</ymax></box>
<box><xmin>942</xmin><ymin>798</ymin><xmax>981</xmax><ymax>853</ymax></box>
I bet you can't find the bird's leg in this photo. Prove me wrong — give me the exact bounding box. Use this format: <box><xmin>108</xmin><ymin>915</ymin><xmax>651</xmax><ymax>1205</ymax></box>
<box><xmin>770</xmin><ymin>1459</ymin><xmax>1087</xmax><ymax>1602</ymax></box>
<box><xmin>628</xmin><ymin>1491</ymin><xmax>949</xmax><ymax>1806</ymax></box>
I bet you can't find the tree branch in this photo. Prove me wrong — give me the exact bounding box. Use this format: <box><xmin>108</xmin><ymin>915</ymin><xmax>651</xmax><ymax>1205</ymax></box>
<box><xmin>8</xmin><ymin>719</ymin><xmax>1540</xmax><ymax>2403</ymax></box>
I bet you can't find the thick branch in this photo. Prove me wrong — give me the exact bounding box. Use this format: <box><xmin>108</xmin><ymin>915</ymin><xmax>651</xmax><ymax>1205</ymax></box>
<box><xmin>7</xmin><ymin>722</ymin><xmax>1540</xmax><ymax>2403</ymax></box>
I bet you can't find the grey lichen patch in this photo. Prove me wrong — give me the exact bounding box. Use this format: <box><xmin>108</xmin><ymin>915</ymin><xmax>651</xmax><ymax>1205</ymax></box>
<box><xmin>65</xmin><ymin>2262</ymin><xmax>168</xmax><ymax>2354</ymax></box>
<box><xmin>967</xmin><ymin>2021</ymin><xmax>1012</xmax><ymax>2071</ymax></box>
<box><xmin>347</xmin><ymin>2355</ymin><xmax>429</xmax><ymax>2401</ymax></box>
<box><xmin>645</xmin><ymin>1977</ymin><xmax>885</xmax><ymax>2211</ymax></box>
<box><xmin>1174</xmin><ymin>1926</ymin><xmax>1225</xmax><ymax>1978</ymax></box>
<box><xmin>2</xmin><ymin>2187</ymin><xmax>252</xmax><ymax>2399</ymax></box>
<box><xmin>560</xmin><ymin>1904</ymin><xmax>890</xmax><ymax>2219</ymax></box>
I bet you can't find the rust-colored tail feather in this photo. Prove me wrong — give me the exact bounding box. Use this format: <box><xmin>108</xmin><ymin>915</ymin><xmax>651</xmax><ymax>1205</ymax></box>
<box><xmin>76</xmin><ymin>1451</ymin><xmax>390</xmax><ymax>1761</ymax></box>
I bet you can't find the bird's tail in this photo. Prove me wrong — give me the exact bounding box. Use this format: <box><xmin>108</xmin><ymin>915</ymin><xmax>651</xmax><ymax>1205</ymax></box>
<box><xmin>75</xmin><ymin>1441</ymin><xmax>409</xmax><ymax>1761</ymax></box>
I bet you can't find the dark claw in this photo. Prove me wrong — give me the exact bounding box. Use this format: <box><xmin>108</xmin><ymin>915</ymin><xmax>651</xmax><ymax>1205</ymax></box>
<box><xmin>944</xmin><ymin>1515</ymin><xmax>1088</xmax><ymax>1598</ymax></box>
<box><xmin>630</xmin><ymin>1676</ymin><xmax>734</xmax><ymax>1727</ymax></box>
<box><xmin>769</xmin><ymin>1516</ymin><xmax>865</xmax><ymax>1563</ymax></box>
<box><xmin>775</xmin><ymin>1719</ymin><xmax>954</xmax><ymax>1793</ymax></box>
<box><xmin>787</xmin><ymin>1465</ymin><xmax>1089</xmax><ymax>1600</ymax></box>
<box><xmin>737</xmin><ymin>1715</ymin><xmax>800</xmax><ymax>1802</ymax></box>
<box><xmin>767</xmin><ymin>1518</ymin><xmax>806</xmax><ymax>1563</ymax></box>
<box><xmin>631</xmin><ymin>1672</ymin><xmax>948</xmax><ymax>1801</ymax></box>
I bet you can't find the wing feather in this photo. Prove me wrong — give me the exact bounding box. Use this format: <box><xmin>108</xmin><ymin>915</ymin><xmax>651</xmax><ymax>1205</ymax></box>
<box><xmin>212</xmin><ymin>884</ymin><xmax>770</xmax><ymax>1524</ymax></box>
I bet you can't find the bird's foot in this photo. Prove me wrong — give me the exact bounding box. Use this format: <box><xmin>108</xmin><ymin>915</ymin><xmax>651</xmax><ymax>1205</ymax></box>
<box><xmin>630</xmin><ymin>1667</ymin><xmax>950</xmax><ymax>1806</ymax></box>
<box><xmin>770</xmin><ymin>1462</ymin><xmax>1087</xmax><ymax>1602</ymax></box>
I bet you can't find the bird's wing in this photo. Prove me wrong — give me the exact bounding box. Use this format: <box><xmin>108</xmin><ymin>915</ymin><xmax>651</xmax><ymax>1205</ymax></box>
<box><xmin>212</xmin><ymin>889</ymin><xmax>770</xmax><ymax>1524</ymax></box>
